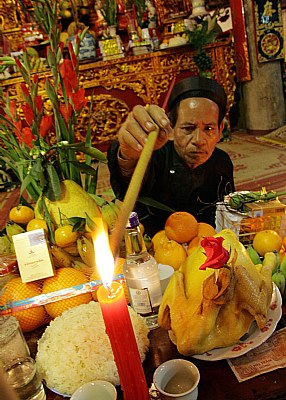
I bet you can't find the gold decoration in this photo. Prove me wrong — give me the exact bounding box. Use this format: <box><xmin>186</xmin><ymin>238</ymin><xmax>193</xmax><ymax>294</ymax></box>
<box><xmin>1</xmin><ymin>35</ymin><xmax>236</xmax><ymax>143</ymax></box>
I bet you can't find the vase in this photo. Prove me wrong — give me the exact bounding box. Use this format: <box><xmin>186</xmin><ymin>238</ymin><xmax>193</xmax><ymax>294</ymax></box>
<box><xmin>108</xmin><ymin>25</ymin><xmax>117</xmax><ymax>38</ymax></box>
<box><xmin>190</xmin><ymin>0</ymin><xmax>208</xmax><ymax>17</ymax></box>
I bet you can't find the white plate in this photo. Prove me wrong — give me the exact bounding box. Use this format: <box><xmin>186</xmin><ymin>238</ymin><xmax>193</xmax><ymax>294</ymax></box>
<box><xmin>169</xmin><ymin>284</ymin><xmax>282</xmax><ymax>361</ymax></box>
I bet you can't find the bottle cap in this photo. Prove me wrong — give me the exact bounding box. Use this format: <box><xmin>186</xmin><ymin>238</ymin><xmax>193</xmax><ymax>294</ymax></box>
<box><xmin>126</xmin><ymin>212</ymin><xmax>139</xmax><ymax>228</ymax></box>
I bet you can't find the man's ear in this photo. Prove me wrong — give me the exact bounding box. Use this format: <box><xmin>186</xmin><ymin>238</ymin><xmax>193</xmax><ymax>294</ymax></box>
<box><xmin>169</xmin><ymin>127</ymin><xmax>174</xmax><ymax>140</ymax></box>
<box><xmin>217</xmin><ymin>120</ymin><xmax>225</xmax><ymax>141</ymax></box>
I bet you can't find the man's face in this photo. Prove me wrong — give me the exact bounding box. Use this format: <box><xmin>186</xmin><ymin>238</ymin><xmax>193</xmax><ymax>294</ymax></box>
<box><xmin>173</xmin><ymin>97</ymin><xmax>224</xmax><ymax>169</ymax></box>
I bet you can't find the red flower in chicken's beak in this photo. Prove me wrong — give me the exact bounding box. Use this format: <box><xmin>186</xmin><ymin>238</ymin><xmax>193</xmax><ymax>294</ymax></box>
<box><xmin>199</xmin><ymin>236</ymin><xmax>230</xmax><ymax>270</ymax></box>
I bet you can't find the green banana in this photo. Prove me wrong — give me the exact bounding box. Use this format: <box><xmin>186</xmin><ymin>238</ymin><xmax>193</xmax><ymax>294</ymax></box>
<box><xmin>0</xmin><ymin>234</ymin><xmax>12</xmax><ymax>256</ymax></box>
<box><xmin>63</xmin><ymin>243</ymin><xmax>79</xmax><ymax>257</ymax></box>
<box><xmin>6</xmin><ymin>222</ymin><xmax>25</xmax><ymax>241</ymax></box>
<box><xmin>77</xmin><ymin>235</ymin><xmax>95</xmax><ymax>267</ymax></box>
<box><xmin>72</xmin><ymin>258</ymin><xmax>95</xmax><ymax>278</ymax></box>
<box><xmin>50</xmin><ymin>244</ymin><xmax>74</xmax><ymax>268</ymax></box>
<box><xmin>101</xmin><ymin>202</ymin><xmax>120</xmax><ymax>233</ymax></box>
<box><xmin>272</xmin><ymin>271</ymin><xmax>286</xmax><ymax>295</ymax></box>
<box><xmin>263</xmin><ymin>252</ymin><xmax>278</xmax><ymax>271</ymax></box>
<box><xmin>280</xmin><ymin>258</ymin><xmax>286</xmax><ymax>278</ymax></box>
<box><xmin>246</xmin><ymin>244</ymin><xmax>261</xmax><ymax>265</ymax></box>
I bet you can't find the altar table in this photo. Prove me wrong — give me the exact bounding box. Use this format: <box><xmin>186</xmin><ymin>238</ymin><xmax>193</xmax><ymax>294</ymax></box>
<box><xmin>25</xmin><ymin>305</ymin><xmax>286</xmax><ymax>400</ymax></box>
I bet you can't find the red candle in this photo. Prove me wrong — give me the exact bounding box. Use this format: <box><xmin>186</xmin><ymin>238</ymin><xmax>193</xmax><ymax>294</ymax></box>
<box><xmin>94</xmin><ymin>230</ymin><xmax>150</xmax><ymax>400</ymax></box>
<box><xmin>97</xmin><ymin>283</ymin><xmax>150</xmax><ymax>400</ymax></box>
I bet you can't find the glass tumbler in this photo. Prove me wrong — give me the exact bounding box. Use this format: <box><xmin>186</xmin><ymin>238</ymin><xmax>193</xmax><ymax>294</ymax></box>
<box><xmin>4</xmin><ymin>356</ymin><xmax>46</xmax><ymax>400</ymax></box>
<box><xmin>0</xmin><ymin>315</ymin><xmax>30</xmax><ymax>368</ymax></box>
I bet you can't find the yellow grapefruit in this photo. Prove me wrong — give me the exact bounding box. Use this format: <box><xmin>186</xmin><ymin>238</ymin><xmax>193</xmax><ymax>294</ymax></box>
<box><xmin>252</xmin><ymin>230</ymin><xmax>282</xmax><ymax>256</ymax></box>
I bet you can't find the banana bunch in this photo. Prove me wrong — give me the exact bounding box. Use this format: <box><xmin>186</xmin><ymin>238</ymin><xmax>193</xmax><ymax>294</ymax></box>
<box><xmin>76</xmin><ymin>235</ymin><xmax>95</xmax><ymax>268</ymax></box>
<box><xmin>101</xmin><ymin>201</ymin><xmax>121</xmax><ymax>233</ymax></box>
<box><xmin>246</xmin><ymin>244</ymin><xmax>261</xmax><ymax>265</ymax></box>
<box><xmin>0</xmin><ymin>234</ymin><xmax>13</xmax><ymax>255</ymax></box>
<box><xmin>272</xmin><ymin>258</ymin><xmax>286</xmax><ymax>296</ymax></box>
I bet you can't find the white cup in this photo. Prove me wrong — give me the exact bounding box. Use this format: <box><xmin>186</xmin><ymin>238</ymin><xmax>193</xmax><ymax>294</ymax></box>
<box><xmin>70</xmin><ymin>380</ymin><xmax>117</xmax><ymax>400</ymax></box>
<box><xmin>153</xmin><ymin>359</ymin><xmax>200</xmax><ymax>400</ymax></box>
<box><xmin>159</xmin><ymin>264</ymin><xmax>174</xmax><ymax>295</ymax></box>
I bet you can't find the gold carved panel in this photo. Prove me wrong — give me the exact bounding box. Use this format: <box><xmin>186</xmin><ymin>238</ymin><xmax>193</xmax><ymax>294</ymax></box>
<box><xmin>1</xmin><ymin>36</ymin><xmax>236</xmax><ymax>145</ymax></box>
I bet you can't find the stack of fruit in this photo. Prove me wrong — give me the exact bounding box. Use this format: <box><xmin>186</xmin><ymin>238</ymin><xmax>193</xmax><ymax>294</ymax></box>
<box><xmin>0</xmin><ymin>180</ymin><xmax>126</xmax><ymax>332</ymax></box>
<box><xmin>151</xmin><ymin>212</ymin><xmax>286</xmax><ymax>301</ymax></box>
<box><xmin>246</xmin><ymin>229</ymin><xmax>286</xmax><ymax>299</ymax></box>
<box><xmin>151</xmin><ymin>211</ymin><xmax>216</xmax><ymax>271</ymax></box>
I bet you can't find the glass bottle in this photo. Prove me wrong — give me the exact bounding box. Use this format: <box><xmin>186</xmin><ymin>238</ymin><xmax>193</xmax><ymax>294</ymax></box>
<box><xmin>123</xmin><ymin>212</ymin><xmax>162</xmax><ymax>330</ymax></box>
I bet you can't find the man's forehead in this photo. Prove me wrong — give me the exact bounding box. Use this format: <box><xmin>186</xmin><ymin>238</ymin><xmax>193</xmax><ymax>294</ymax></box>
<box><xmin>179</xmin><ymin>97</ymin><xmax>220</xmax><ymax>113</ymax></box>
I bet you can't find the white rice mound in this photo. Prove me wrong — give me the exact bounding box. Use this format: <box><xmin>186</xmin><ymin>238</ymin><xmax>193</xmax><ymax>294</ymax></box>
<box><xmin>36</xmin><ymin>301</ymin><xmax>150</xmax><ymax>396</ymax></box>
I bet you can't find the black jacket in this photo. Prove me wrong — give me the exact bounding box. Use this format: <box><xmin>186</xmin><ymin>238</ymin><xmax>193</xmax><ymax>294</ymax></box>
<box><xmin>107</xmin><ymin>141</ymin><xmax>235</xmax><ymax>236</ymax></box>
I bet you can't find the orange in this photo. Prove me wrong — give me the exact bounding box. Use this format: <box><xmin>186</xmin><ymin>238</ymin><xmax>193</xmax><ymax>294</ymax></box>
<box><xmin>187</xmin><ymin>236</ymin><xmax>203</xmax><ymax>255</ymax></box>
<box><xmin>42</xmin><ymin>268</ymin><xmax>92</xmax><ymax>318</ymax></box>
<box><xmin>151</xmin><ymin>230</ymin><xmax>169</xmax><ymax>253</ymax></box>
<box><xmin>252</xmin><ymin>229</ymin><xmax>283</xmax><ymax>256</ymax></box>
<box><xmin>90</xmin><ymin>257</ymin><xmax>129</xmax><ymax>303</ymax></box>
<box><xmin>154</xmin><ymin>240</ymin><xmax>187</xmax><ymax>270</ymax></box>
<box><xmin>26</xmin><ymin>218</ymin><xmax>48</xmax><ymax>233</ymax></box>
<box><xmin>165</xmin><ymin>212</ymin><xmax>198</xmax><ymax>244</ymax></box>
<box><xmin>0</xmin><ymin>278</ymin><xmax>47</xmax><ymax>332</ymax></box>
<box><xmin>197</xmin><ymin>222</ymin><xmax>216</xmax><ymax>237</ymax></box>
<box><xmin>9</xmin><ymin>205</ymin><xmax>35</xmax><ymax>225</ymax></box>
<box><xmin>55</xmin><ymin>225</ymin><xmax>78</xmax><ymax>248</ymax></box>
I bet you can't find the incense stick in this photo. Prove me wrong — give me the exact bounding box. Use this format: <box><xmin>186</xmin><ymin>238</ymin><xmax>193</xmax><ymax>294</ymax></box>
<box><xmin>110</xmin><ymin>77</ymin><xmax>176</xmax><ymax>258</ymax></box>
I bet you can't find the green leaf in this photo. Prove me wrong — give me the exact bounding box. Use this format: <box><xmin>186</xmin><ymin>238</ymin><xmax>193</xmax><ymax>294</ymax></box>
<box><xmin>40</xmin><ymin>198</ymin><xmax>56</xmax><ymax>243</ymax></box>
<box><xmin>137</xmin><ymin>196</ymin><xmax>176</xmax><ymax>213</ymax></box>
<box><xmin>88</xmin><ymin>193</ymin><xmax>107</xmax><ymax>207</ymax></box>
<box><xmin>86</xmin><ymin>172</ymin><xmax>98</xmax><ymax>195</ymax></box>
<box><xmin>63</xmin><ymin>143</ymin><xmax>107</xmax><ymax>162</ymax></box>
<box><xmin>44</xmin><ymin>164</ymin><xmax>61</xmax><ymax>201</ymax></box>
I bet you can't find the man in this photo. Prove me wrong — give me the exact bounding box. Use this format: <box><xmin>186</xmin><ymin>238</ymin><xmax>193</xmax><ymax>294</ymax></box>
<box><xmin>107</xmin><ymin>76</ymin><xmax>235</xmax><ymax>235</ymax></box>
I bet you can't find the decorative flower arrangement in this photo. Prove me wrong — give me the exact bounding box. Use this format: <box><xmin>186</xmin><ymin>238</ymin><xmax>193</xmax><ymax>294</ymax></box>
<box><xmin>184</xmin><ymin>12</ymin><xmax>227</xmax><ymax>76</ymax></box>
<box><xmin>0</xmin><ymin>0</ymin><xmax>107</xmax><ymax>203</ymax></box>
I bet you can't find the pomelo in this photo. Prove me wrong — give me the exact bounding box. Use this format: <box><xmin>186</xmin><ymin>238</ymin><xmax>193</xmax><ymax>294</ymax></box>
<box><xmin>34</xmin><ymin>180</ymin><xmax>101</xmax><ymax>225</ymax></box>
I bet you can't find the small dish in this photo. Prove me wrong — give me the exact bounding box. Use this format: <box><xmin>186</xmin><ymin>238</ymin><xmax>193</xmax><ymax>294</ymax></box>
<box><xmin>70</xmin><ymin>380</ymin><xmax>117</xmax><ymax>400</ymax></box>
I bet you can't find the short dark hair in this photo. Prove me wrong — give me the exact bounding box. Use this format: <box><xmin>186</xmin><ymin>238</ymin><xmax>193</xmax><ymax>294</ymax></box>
<box><xmin>167</xmin><ymin>76</ymin><xmax>227</xmax><ymax>125</ymax></box>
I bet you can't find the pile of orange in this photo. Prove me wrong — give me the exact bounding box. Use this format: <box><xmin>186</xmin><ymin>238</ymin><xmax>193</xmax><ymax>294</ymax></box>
<box><xmin>152</xmin><ymin>212</ymin><xmax>216</xmax><ymax>271</ymax></box>
<box><xmin>0</xmin><ymin>268</ymin><xmax>94</xmax><ymax>332</ymax></box>
<box><xmin>42</xmin><ymin>268</ymin><xmax>92</xmax><ymax>319</ymax></box>
<box><xmin>0</xmin><ymin>278</ymin><xmax>48</xmax><ymax>333</ymax></box>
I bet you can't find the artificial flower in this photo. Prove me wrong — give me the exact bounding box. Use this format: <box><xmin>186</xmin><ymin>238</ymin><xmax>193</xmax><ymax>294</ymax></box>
<box><xmin>199</xmin><ymin>236</ymin><xmax>230</xmax><ymax>270</ymax></box>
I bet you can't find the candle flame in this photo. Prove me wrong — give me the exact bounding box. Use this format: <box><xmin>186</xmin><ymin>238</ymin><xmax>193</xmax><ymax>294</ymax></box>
<box><xmin>93</xmin><ymin>228</ymin><xmax>115</xmax><ymax>289</ymax></box>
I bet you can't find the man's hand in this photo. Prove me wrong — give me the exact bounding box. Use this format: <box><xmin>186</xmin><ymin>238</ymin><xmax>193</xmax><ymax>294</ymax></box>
<box><xmin>118</xmin><ymin>104</ymin><xmax>173</xmax><ymax>161</ymax></box>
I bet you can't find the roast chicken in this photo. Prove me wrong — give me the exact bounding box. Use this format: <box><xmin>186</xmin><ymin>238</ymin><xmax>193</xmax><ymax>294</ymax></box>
<box><xmin>158</xmin><ymin>229</ymin><xmax>276</xmax><ymax>356</ymax></box>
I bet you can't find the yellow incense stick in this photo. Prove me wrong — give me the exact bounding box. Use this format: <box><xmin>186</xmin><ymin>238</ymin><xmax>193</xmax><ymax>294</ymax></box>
<box><xmin>110</xmin><ymin>129</ymin><xmax>158</xmax><ymax>258</ymax></box>
<box><xmin>110</xmin><ymin>77</ymin><xmax>176</xmax><ymax>258</ymax></box>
